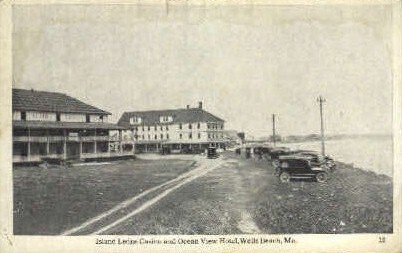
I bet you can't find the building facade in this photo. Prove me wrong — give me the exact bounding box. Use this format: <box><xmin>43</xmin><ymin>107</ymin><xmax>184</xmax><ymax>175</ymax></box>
<box><xmin>117</xmin><ymin>102</ymin><xmax>226</xmax><ymax>153</ymax></box>
<box><xmin>12</xmin><ymin>88</ymin><xmax>134</xmax><ymax>163</ymax></box>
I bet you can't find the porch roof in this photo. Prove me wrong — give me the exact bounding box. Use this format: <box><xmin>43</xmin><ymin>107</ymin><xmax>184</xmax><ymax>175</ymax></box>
<box><xmin>13</xmin><ymin>120</ymin><xmax>126</xmax><ymax>130</ymax></box>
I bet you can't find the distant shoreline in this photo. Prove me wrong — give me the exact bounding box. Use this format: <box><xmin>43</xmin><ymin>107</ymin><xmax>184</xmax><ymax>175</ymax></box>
<box><xmin>279</xmin><ymin>134</ymin><xmax>392</xmax><ymax>144</ymax></box>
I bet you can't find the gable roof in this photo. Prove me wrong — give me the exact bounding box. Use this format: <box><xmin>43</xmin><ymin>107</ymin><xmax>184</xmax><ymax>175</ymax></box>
<box><xmin>12</xmin><ymin>88</ymin><xmax>110</xmax><ymax>115</ymax></box>
<box><xmin>117</xmin><ymin>108</ymin><xmax>224</xmax><ymax>127</ymax></box>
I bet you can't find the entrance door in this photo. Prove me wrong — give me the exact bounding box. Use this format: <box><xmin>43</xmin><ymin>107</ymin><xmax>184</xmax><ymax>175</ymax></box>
<box><xmin>66</xmin><ymin>143</ymin><xmax>80</xmax><ymax>159</ymax></box>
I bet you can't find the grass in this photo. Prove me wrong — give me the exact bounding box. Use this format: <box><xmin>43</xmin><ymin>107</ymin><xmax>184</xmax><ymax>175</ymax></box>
<box><xmin>252</xmin><ymin>161</ymin><xmax>393</xmax><ymax>234</ymax></box>
<box><xmin>102</xmin><ymin>153</ymin><xmax>393</xmax><ymax>234</ymax></box>
<box><xmin>13</xmin><ymin>152</ymin><xmax>393</xmax><ymax>235</ymax></box>
<box><xmin>13</xmin><ymin>159</ymin><xmax>196</xmax><ymax>235</ymax></box>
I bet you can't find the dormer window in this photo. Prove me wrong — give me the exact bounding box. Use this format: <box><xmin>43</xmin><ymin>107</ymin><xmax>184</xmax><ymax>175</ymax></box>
<box><xmin>21</xmin><ymin>111</ymin><xmax>26</xmax><ymax>121</ymax></box>
<box><xmin>129</xmin><ymin>116</ymin><xmax>142</xmax><ymax>125</ymax></box>
<box><xmin>159</xmin><ymin>115</ymin><xmax>173</xmax><ymax>123</ymax></box>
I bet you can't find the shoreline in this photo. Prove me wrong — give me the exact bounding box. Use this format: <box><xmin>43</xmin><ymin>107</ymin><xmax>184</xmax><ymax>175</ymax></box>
<box><xmin>334</xmin><ymin>161</ymin><xmax>392</xmax><ymax>179</ymax></box>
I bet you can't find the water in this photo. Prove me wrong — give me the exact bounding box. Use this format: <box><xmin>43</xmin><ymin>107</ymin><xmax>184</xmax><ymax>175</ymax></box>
<box><xmin>280</xmin><ymin>136</ymin><xmax>393</xmax><ymax>177</ymax></box>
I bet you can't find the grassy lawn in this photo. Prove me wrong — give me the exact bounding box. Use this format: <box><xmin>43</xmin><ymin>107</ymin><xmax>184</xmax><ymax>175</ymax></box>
<box><xmin>253</xmin><ymin>161</ymin><xmax>393</xmax><ymax>234</ymax></box>
<box><xmin>13</xmin><ymin>158</ymin><xmax>196</xmax><ymax>235</ymax></box>
<box><xmin>107</xmin><ymin>160</ymin><xmax>244</xmax><ymax>235</ymax></box>
<box><xmin>104</xmin><ymin>153</ymin><xmax>393</xmax><ymax>234</ymax></box>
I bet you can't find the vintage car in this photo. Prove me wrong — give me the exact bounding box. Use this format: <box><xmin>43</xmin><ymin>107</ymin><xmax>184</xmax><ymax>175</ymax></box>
<box><xmin>274</xmin><ymin>155</ymin><xmax>330</xmax><ymax>182</ymax></box>
<box><xmin>293</xmin><ymin>150</ymin><xmax>336</xmax><ymax>171</ymax></box>
<box><xmin>207</xmin><ymin>147</ymin><xmax>219</xmax><ymax>159</ymax></box>
<box><xmin>268</xmin><ymin>147</ymin><xmax>292</xmax><ymax>160</ymax></box>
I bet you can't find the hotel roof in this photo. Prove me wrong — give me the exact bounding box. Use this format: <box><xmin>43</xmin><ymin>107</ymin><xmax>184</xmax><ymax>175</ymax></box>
<box><xmin>12</xmin><ymin>88</ymin><xmax>111</xmax><ymax>115</ymax></box>
<box><xmin>118</xmin><ymin>107</ymin><xmax>224</xmax><ymax>127</ymax></box>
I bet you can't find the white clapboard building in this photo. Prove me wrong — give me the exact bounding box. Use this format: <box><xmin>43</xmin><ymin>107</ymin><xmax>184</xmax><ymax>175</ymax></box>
<box><xmin>117</xmin><ymin>102</ymin><xmax>226</xmax><ymax>153</ymax></box>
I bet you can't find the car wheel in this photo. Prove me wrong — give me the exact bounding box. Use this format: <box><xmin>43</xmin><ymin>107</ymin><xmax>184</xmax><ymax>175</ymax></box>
<box><xmin>316</xmin><ymin>172</ymin><xmax>328</xmax><ymax>182</ymax></box>
<box><xmin>279</xmin><ymin>172</ymin><xmax>291</xmax><ymax>183</ymax></box>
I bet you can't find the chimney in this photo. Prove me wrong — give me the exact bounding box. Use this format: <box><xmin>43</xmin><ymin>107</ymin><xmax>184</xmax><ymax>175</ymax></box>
<box><xmin>186</xmin><ymin>105</ymin><xmax>190</xmax><ymax>109</ymax></box>
<box><xmin>198</xmin><ymin>101</ymin><xmax>203</xmax><ymax>109</ymax></box>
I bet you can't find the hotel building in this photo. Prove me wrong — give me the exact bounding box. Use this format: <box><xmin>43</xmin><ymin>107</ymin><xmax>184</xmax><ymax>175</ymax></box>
<box><xmin>12</xmin><ymin>88</ymin><xmax>134</xmax><ymax>164</ymax></box>
<box><xmin>117</xmin><ymin>102</ymin><xmax>226</xmax><ymax>153</ymax></box>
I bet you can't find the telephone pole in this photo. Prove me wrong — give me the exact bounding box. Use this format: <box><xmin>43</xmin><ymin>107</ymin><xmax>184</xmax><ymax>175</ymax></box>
<box><xmin>317</xmin><ymin>96</ymin><xmax>326</xmax><ymax>156</ymax></box>
<box><xmin>272</xmin><ymin>114</ymin><xmax>276</xmax><ymax>147</ymax></box>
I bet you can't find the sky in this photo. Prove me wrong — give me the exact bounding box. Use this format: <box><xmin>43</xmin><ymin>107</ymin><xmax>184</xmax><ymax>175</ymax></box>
<box><xmin>12</xmin><ymin>4</ymin><xmax>393</xmax><ymax>137</ymax></box>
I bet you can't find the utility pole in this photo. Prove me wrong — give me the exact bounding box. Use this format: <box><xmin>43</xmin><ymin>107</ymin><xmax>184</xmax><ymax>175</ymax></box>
<box><xmin>272</xmin><ymin>114</ymin><xmax>276</xmax><ymax>147</ymax></box>
<box><xmin>317</xmin><ymin>96</ymin><xmax>326</xmax><ymax>156</ymax></box>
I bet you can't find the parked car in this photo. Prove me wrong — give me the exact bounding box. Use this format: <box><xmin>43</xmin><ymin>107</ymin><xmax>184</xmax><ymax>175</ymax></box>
<box><xmin>293</xmin><ymin>150</ymin><xmax>336</xmax><ymax>171</ymax></box>
<box><xmin>207</xmin><ymin>147</ymin><xmax>219</xmax><ymax>159</ymax></box>
<box><xmin>269</xmin><ymin>147</ymin><xmax>292</xmax><ymax>159</ymax></box>
<box><xmin>274</xmin><ymin>155</ymin><xmax>331</xmax><ymax>182</ymax></box>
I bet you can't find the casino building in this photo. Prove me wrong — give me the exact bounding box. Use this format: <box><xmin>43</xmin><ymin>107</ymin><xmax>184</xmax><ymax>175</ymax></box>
<box><xmin>12</xmin><ymin>88</ymin><xmax>134</xmax><ymax>164</ymax></box>
<box><xmin>117</xmin><ymin>102</ymin><xmax>226</xmax><ymax>153</ymax></box>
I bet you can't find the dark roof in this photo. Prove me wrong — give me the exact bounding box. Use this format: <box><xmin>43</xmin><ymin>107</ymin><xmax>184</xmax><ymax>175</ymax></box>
<box><xmin>13</xmin><ymin>120</ymin><xmax>125</xmax><ymax>130</ymax></box>
<box><xmin>12</xmin><ymin>88</ymin><xmax>110</xmax><ymax>115</ymax></box>
<box><xmin>117</xmin><ymin>108</ymin><xmax>224</xmax><ymax>127</ymax></box>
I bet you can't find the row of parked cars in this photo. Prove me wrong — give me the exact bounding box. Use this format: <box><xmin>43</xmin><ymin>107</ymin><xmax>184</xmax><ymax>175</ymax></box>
<box><xmin>253</xmin><ymin>146</ymin><xmax>336</xmax><ymax>183</ymax></box>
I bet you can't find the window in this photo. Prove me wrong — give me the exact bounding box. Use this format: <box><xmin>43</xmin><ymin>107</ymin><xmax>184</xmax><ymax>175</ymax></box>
<box><xmin>148</xmin><ymin>126</ymin><xmax>150</xmax><ymax>131</ymax></box>
<box><xmin>166</xmin><ymin>125</ymin><xmax>169</xmax><ymax>130</ymax></box>
<box><xmin>135</xmin><ymin>126</ymin><xmax>138</xmax><ymax>131</ymax></box>
<box><xmin>197</xmin><ymin>122</ymin><xmax>200</xmax><ymax>129</ymax></box>
<box><xmin>154</xmin><ymin>125</ymin><xmax>157</xmax><ymax>131</ymax></box>
<box><xmin>160</xmin><ymin>125</ymin><xmax>163</xmax><ymax>131</ymax></box>
<box><xmin>160</xmin><ymin>134</ymin><xmax>163</xmax><ymax>139</ymax></box>
<box><xmin>86</xmin><ymin>115</ymin><xmax>90</xmax><ymax>123</ymax></box>
<box><xmin>142</xmin><ymin>135</ymin><xmax>145</xmax><ymax>140</ymax></box>
<box><xmin>159</xmin><ymin>116</ymin><xmax>173</xmax><ymax>123</ymax></box>
<box><xmin>189</xmin><ymin>123</ymin><xmax>192</xmax><ymax>129</ymax></box>
<box><xmin>207</xmin><ymin>123</ymin><xmax>210</xmax><ymax>129</ymax></box>
<box><xmin>221</xmin><ymin>124</ymin><xmax>224</xmax><ymax>130</ymax></box>
<box><xmin>198</xmin><ymin>133</ymin><xmax>201</xmax><ymax>139</ymax></box>
<box><xmin>129</xmin><ymin>116</ymin><xmax>142</xmax><ymax>125</ymax></box>
<box><xmin>154</xmin><ymin>134</ymin><xmax>157</xmax><ymax>140</ymax></box>
<box><xmin>179</xmin><ymin>123</ymin><xmax>182</xmax><ymax>130</ymax></box>
<box><xmin>148</xmin><ymin>134</ymin><xmax>150</xmax><ymax>140</ymax></box>
<box><xmin>56</xmin><ymin>113</ymin><xmax>60</xmax><ymax>122</ymax></box>
<box><xmin>21</xmin><ymin>111</ymin><xmax>26</xmax><ymax>121</ymax></box>
<box><xmin>179</xmin><ymin>133</ymin><xmax>182</xmax><ymax>139</ymax></box>
<box><xmin>208</xmin><ymin>133</ymin><xmax>211</xmax><ymax>139</ymax></box>
<box><xmin>142</xmin><ymin>125</ymin><xmax>145</xmax><ymax>131</ymax></box>
<box><xmin>167</xmin><ymin>134</ymin><xmax>169</xmax><ymax>139</ymax></box>
<box><xmin>189</xmin><ymin>133</ymin><xmax>192</xmax><ymax>139</ymax></box>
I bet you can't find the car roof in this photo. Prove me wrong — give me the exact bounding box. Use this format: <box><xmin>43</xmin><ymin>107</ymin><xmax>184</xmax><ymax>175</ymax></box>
<box><xmin>279</xmin><ymin>155</ymin><xmax>312</xmax><ymax>160</ymax></box>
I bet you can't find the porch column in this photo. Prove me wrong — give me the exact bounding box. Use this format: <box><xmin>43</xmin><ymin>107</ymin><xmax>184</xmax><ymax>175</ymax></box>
<box><xmin>27</xmin><ymin>128</ymin><xmax>31</xmax><ymax>161</ymax></box>
<box><xmin>131</xmin><ymin>129</ymin><xmax>135</xmax><ymax>154</ymax></box>
<box><xmin>79</xmin><ymin>141</ymin><xmax>83</xmax><ymax>159</ymax></box>
<box><xmin>46</xmin><ymin>129</ymin><xmax>50</xmax><ymax>155</ymax></box>
<box><xmin>156</xmin><ymin>143</ymin><xmax>159</xmax><ymax>152</ymax></box>
<box><xmin>118</xmin><ymin>130</ymin><xmax>123</xmax><ymax>153</ymax></box>
<box><xmin>63</xmin><ymin>129</ymin><xmax>67</xmax><ymax>160</ymax></box>
<box><xmin>179</xmin><ymin>143</ymin><xmax>182</xmax><ymax>153</ymax></box>
<box><xmin>145</xmin><ymin>143</ymin><xmax>148</xmax><ymax>153</ymax></box>
<box><xmin>94</xmin><ymin>129</ymin><xmax>97</xmax><ymax>154</ymax></box>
